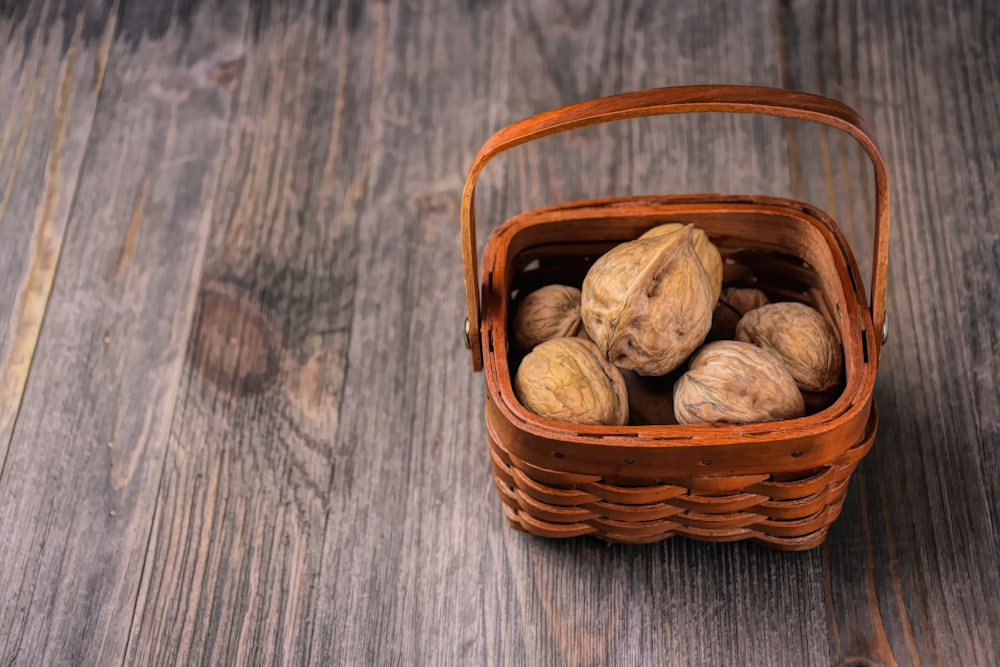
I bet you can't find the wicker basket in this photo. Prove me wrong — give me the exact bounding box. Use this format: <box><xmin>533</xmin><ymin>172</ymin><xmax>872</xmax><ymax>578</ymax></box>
<box><xmin>460</xmin><ymin>86</ymin><xmax>888</xmax><ymax>550</ymax></box>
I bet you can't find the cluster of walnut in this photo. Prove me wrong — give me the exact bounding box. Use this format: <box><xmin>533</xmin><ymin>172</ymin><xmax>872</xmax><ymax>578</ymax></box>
<box><xmin>511</xmin><ymin>223</ymin><xmax>844</xmax><ymax>426</ymax></box>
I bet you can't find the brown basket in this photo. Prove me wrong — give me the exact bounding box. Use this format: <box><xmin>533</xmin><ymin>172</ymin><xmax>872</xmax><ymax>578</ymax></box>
<box><xmin>460</xmin><ymin>86</ymin><xmax>889</xmax><ymax>550</ymax></box>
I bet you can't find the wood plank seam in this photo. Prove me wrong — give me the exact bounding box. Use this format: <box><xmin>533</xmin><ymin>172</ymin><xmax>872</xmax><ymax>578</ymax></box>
<box><xmin>0</xmin><ymin>2</ymin><xmax>117</xmax><ymax>477</ymax></box>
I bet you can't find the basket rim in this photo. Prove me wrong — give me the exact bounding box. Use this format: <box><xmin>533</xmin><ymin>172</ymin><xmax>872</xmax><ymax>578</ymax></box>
<box><xmin>479</xmin><ymin>194</ymin><xmax>878</xmax><ymax>475</ymax></box>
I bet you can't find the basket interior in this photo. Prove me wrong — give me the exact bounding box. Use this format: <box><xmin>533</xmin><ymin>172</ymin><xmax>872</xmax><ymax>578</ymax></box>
<box><xmin>485</xmin><ymin>196</ymin><xmax>870</xmax><ymax>434</ymax></box>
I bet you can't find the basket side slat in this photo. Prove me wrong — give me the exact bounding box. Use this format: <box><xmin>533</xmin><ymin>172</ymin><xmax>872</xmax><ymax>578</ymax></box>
<box><xmin>486</xmin><ymin>403</ymin><xmax>877</xmax><ymax>550</ymax></box>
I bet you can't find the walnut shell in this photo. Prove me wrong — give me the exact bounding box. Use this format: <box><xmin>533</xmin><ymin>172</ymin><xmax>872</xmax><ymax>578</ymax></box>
<box><xmin>514</xmin><ymin>337</ymin><xmax>629</xmax><ymax>426</ymax></box>
<box><xmin>709</xmin><ymin>288</ymin><xmax>772</xmax><ymax>342</ymax></box>
<box><xmin>512</xmin><ymin>285</ymin><xmax>582</xmax><ymax>350</ymax></box>
<box><xmin>673</xmin><ymin>341</ymin><xmax>805</xmax><ymax>424</ymax></box>
<box><xmin>705</xmin><ymin>287</ymin><xmax>770</xmax><ymax>342</ymax></box>
<box><xmin>720</xmin><ymin>287</ymin><xmax>770</xmax><ymax>315</ymax></box>
<box><xmin>581</xmin><ymin>225</ymin><xmax>714</xmax><ymax>376</ymax></box>
<box><xmin>640</xmin><ymin>223</ymin><xmax>723</xmax><ymax>302</ymax></box>
<box><xmin>735</xmin><ymin>302</ymin><xmax>843</xmax><ymax>392</ymax></box>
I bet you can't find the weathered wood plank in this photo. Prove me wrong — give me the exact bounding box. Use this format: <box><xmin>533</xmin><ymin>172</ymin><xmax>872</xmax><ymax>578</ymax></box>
<box><xmin>780</xmin><ymin>1</ymin><xmax>1000</xmax><ymax>665</ymax></box>
<box><xmin>0</xmin><ymin>1</ymin><xmax>247</xmax><ymax>663</ymax></box>
<box><xmin>302</xmin><ymin>0</ymin><xmax>524</xmax><ymax>661</ymax></box>
<box><xmin>0</xmin><ymin>0</ymin><xmax>115</xmax><ymax>463</ymax></box>
<box><xmin>123</xmin><ymin>2</ymin><xmax>384</xmax><ymax>663</ymax></box>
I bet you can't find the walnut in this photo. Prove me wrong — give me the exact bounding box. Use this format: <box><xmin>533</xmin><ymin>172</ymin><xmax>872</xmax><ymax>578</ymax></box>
<box><xmin>735</xmin><ymin>302</ymin><xmax>843</xmax><ymax>392</ymax></box>
<box><xmin>720</xmin><ymin>287</ymin><xmax>769</xmax><ymax>315</ymax></box>
<box><xmin>673</xmin><ymin>341</ymin><xmax>805</xmax><ymax>424</ymax></box>
<box><xmin>581</xmin><ymin>225</ymin><xmax>714</xmax><ymax>376</ymax></box>
<box><xmin>514</xmin><ymin>337</ymin><xmax>629</xmax><ymax>426</ymax></box>
<box><xmin>709</xmin><ymin>287</ymin><xmax>772</xmax><ymax>341</ymax></box>
<box><xmin>512</xmin><ymin>285</ymin><xmax>582</xmax><ymax>350</ymax></box>
<box><xmin>640</xmin><ymin>223</ymin><xmax>723</xmax><ymax>302</ymax></box>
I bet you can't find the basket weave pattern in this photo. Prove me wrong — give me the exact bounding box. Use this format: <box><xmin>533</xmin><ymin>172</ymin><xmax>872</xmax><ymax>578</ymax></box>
<box><xmin>488</xmin><ymin>407</ymin><xmax>876</xmax><ymax>549</ymax></box>
<box><xmin>461</xmin><ymin>86</ymin><xmax>889</xmax><ymax>550</ymax></box>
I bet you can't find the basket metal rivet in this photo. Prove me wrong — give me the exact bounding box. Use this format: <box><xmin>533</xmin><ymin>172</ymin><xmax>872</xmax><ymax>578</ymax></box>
<box><xmin>553</xmin><ymin>451</ymin><xmax>565</xmax><ymax>459</ymax></box>
<box><xmin>624</xmin><ymin>458</ymin><xmax>635</xmax><ymax>464</ymax></box>
<box><xmin>701</xmin><ymin>459</ymin><xmax>712</xmax><ymax>466</ymax></box>
<box><xmin>791</xmin><ymin>451</ymin><xmax>803</xmax><ymax>458</ymax></box>
<box><xmin>463</xmin><ymin>318</ymin><xmax>472</xmax><ymax>349</ymax></box>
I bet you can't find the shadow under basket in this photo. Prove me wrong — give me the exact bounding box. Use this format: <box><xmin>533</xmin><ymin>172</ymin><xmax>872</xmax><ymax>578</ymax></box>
<box><xmin>461</xmin><ymin>87</ymin><xmax>889</xmax><ymax>551</ymax></box>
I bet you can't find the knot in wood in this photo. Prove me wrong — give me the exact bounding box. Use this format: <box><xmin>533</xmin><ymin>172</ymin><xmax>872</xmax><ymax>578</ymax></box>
<box><xmin>188</xmin><ymin>281</ymin><xmax>279</xmax><ymax>396</ymax></box>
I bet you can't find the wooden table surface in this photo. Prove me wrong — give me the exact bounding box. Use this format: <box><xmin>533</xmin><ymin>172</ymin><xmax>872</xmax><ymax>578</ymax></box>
<box><xmin>1</xmin><ymin>1</ymin><xmax>997</xmax><ymax>664</ymax></box>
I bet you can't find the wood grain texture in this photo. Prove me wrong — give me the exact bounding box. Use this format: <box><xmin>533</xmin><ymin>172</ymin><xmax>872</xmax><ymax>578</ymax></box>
<box><xmin>123</xmin><ymin>2</ymin><xmax>383</xmax><ymax>663</ymax></box>
<box><xmin>0</xmin><ymin>0</ymin><xmax>115</xmax><ymax>462</ymax></box>
<box><xmin>0</xmin><ymin>0</ymin><xmax>996</xmax><ymax>665</ymax></box>
<box><xmin>0</xmin><ymin>1</ymin><xmax>247</xmax><ymax>663</ymax></box>
<box><xmin>780</xmin><ymin>2</ymin><xmax>1000</xmax><ymax>664</ymax></box>
<box><xmin>306</xmin><ymin>0</ymin><xmax>501</xmax><ymax>661</ymax></box>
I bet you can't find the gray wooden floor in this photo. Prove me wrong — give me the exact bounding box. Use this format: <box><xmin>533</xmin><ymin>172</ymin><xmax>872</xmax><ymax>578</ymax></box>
<box><xmin>1</xmin><ymin>0</ymin><xmax>997</xmax><ymax>664</ymax></box>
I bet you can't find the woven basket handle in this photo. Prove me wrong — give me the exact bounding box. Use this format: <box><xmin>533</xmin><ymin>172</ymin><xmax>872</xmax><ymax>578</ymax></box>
<box><xmin>461</xmin><ymin>84</ymin><xmax>889</xmax><ymax>371</ymax></box>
